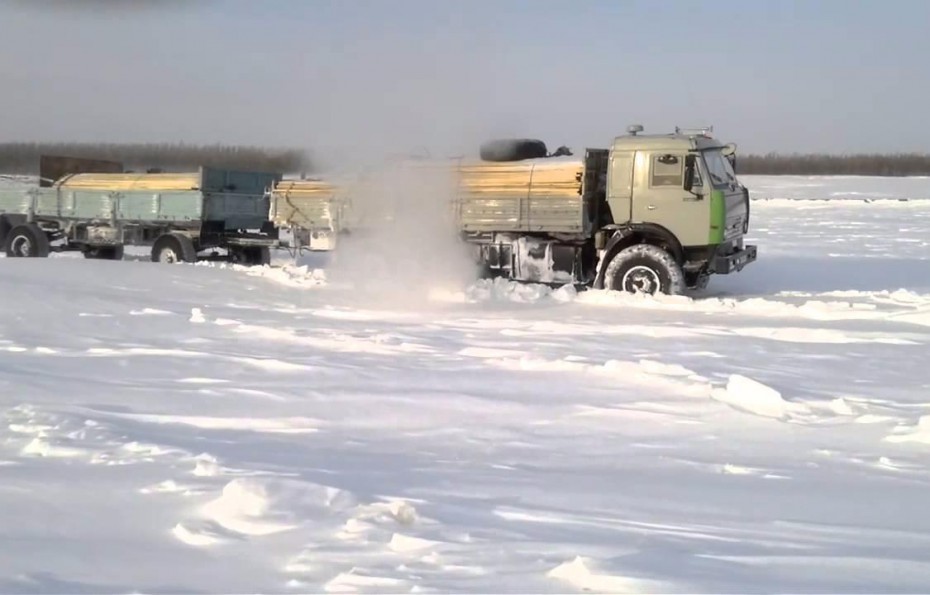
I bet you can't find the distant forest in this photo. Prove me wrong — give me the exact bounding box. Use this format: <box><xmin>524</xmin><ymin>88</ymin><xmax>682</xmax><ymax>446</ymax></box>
<box><xmin>1</xmin><ymin>142</ymin><xmax>929</xmax><ymax>177</ymax></box>
<box><xmin>0</xmin><ymin>143</ymin><xmax>312</xmax><ymax>175</ymax></box>
<box><xmin>737</xmin><ymin>153</ymin><xmax>930</xmax><ymax>176</ymax></box>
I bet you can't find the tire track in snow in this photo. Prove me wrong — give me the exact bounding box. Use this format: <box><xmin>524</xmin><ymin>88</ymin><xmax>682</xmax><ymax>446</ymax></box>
<box><xmin>0</xmin><ymin>403</ymin><xmax>474</xmax><ymax>590</ymax></box>
<box><xmin>161</xmin><ymin>455</ymin><xmax>476</xmax><ymax>592</ymax></box>
<box><xmin>2</xmin><ymin>404</ymin><xmax>188</xmax><ymax>465</ymax></box>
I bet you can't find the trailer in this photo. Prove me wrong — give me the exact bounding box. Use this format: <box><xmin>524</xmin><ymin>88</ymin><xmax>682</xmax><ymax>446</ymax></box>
<box><xmin>269</xmin><ymin>178</ymin><xmax>345</xmax><ymax>253</ymax></box>
<box><xmin>0</xmin><ymin>156</ymin><xmax>282</xmax><ymax>265</ymax></box>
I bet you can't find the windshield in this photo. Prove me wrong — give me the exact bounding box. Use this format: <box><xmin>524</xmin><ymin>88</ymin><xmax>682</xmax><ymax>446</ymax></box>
<box><xmin>702</xmin><ymin>150</ymin><xmax>738</xmax><ymax>189</ymax></box>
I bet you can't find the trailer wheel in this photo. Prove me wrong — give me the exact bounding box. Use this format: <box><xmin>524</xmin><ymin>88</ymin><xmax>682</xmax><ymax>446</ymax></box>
<box><xmin>603</xmin><ymin>244</ymin><xmax>685</xmax><ymax>296</ymax></box>
<box><xmin>84</xmin><ymin>245</ymin><xmax>125</xmax><ymax>260</ymax></box>
<box><xmin>4</xmin><ymin>223</ymin><xmax>51</xmax><ymax>258</ymax></box>
<box><xmin>152</xmin><ymin>233</ymin><xmax>196</xmax><ymax>264</ymax></box>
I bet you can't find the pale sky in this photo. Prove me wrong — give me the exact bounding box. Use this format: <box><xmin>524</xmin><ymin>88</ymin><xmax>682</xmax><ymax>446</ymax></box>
<box><xmin>1</xmin><ymin>0</ymin><xmax>928</xmax><ymax>164</ymax></box>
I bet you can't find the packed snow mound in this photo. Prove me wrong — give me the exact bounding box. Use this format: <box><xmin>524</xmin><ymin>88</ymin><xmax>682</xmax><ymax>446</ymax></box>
<box><xmin>426</xmin><ymin>278</ymin><xmax>930</xmax><ymax>329</ymax></box>
<box><xmin>198</xmin><ymin>477</ymin><xmax>357</xmax><ymax>537</ymax></box>
<box><xmin>885</xmin><ymin>416</ymin><xmax>930</xmax><ymax>445</ymax></box>
<box><xmin>430</xmin><ymin>277</ymin><xmax>578</xmax><ymax>304</ymax></box>
<box><xmin>711</xmin><ymin>374</ymin><xmax>810</xmax><ymax>420</ymax></box>
<box><xmin>547</xmin><ymin>556</ymin><xmax>668</xmax><ymax>593</ymax></box>
<box><xmin>195</xmin><ymin>262</ymin><xmax>327</xmax><ymax>288</ymax></box>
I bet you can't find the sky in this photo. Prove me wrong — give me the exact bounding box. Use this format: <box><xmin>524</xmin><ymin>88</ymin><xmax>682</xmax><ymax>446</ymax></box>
<box><xmin>1</xmin><ymin>0</ymin><xmax>929</xmax><ymax>163</ymax></box>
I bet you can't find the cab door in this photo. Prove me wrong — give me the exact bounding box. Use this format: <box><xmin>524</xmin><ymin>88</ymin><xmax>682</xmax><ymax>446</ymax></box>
<box><xmin>631</xmin><ymin>151</ymin><xmax>709</xmax><ymax>247</ymax></box>
<box><xmin>606</xmin><ymin>150</ymin><xmax>634</xmax><ymax>224</ymax></box>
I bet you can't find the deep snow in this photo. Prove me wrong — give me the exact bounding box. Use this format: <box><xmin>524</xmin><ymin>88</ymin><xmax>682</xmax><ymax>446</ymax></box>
<box><xmin>0</xmin><ymin>176</ymin><xmax>929</xmax><ymax>593</ymax></box>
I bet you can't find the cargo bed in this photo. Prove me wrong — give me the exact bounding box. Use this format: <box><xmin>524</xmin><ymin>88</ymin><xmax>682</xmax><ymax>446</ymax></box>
<box><xmin>453</xmin><ymin>156</ymin><xmax>589</xmax><ymax>234</ymax></box>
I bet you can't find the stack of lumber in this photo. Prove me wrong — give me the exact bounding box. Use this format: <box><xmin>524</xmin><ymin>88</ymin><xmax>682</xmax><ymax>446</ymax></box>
<box><xmin>270</xmin><ymin>179</ymin><xmax>343</xmax><ymax>228</ymax></box>
<box><xmin>55</xmin><ymin>172</ymin><xmax>201</xmax><ymax>191</ymax></box>
<box><xmin>453</xmin><ymin>157</ymin><xmax>584</xmax><ymax>199</ymax></box>
<box><xmin>272</xmin><ymin>179</ymin><xmax>340</xmax><ymax>198</ymax></box>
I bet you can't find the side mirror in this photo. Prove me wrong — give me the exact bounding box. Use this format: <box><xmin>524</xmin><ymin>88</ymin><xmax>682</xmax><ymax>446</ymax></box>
<box><xmin>721</xmin><ymin>142</ymin><xmax>738</xmax><ymax>173</ymax></box>
<box><xmin>683</xmin><ymin>155</ymin><xmax>696</xmax><ymax>193</ymax></box>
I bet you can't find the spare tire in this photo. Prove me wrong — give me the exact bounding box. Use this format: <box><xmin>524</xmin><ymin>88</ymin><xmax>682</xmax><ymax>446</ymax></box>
<box><xmin>479</xmin><ymin>138</ymin><xmax>548</xmax><ymax>162</ymax></box>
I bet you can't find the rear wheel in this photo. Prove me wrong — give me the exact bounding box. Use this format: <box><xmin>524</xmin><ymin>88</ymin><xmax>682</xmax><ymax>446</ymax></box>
<box><xmin>4</xmin><ymin>223</ymin><xmax>51</xmax><ymax>258</ymax></box>
<box><xmin>151</xmin><ymin>233</ymin><xmax>197</xmax><ymax>263</ymax></box>
<box><xmin>603</xmin><ymin>244</ymin><xmax>685</xmax><ymax>296</ymax></box>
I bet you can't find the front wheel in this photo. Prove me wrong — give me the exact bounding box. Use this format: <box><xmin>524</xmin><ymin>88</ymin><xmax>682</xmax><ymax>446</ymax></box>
<box><xmin>603</xmin><ymin>244</ymin><xmax>685</xmax><ymax>296</ymax></box>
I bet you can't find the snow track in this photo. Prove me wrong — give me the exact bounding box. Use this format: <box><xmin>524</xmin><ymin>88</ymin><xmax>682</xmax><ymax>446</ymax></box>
<box><xmin>1</xmin><ymin>179</ymin><xmax>930</xmax><ymax>592</ymax></box>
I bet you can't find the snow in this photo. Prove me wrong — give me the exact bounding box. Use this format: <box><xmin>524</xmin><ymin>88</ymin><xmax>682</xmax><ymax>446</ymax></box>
<box><xmin>0</xmin><ymin>174</ymin><xmax>35</xmax><ymax>189</ymax></box>
<box><xmin>1</xmin><ymin>175</ymin><xmax>930</xmax><ymax>593</ymax></box>
<box><xmin>710</xmin><ymin>374</ymin><xmax>810</xmax><ymax>421</ymax></box>
<box><xmin>743</xmin><ymin>174</ymin><xmax>930</xmax><ymax>202</ymax></box>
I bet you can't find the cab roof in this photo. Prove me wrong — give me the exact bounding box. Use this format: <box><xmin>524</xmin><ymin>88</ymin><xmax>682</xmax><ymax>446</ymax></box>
<box><xmin>611</xmin><ymin>130</ymin><xmax>727</xmax><ymax>152</ymax></box>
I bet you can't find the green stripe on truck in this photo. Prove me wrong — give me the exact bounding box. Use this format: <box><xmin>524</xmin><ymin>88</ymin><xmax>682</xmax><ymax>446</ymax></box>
<box><xmin>709</xmin><ymin>190</ymin><xmax>725</xmax><ymax>244</ymax></box>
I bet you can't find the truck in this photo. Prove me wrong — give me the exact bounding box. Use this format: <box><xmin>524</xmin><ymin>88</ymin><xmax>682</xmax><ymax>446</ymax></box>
<box><xmin>0</xmin><ymin>156</ymin><xmax>282</xmax><ymax>265</ymax></box>
<box><xmin>455</xmin><ymin>125</ymin><xmax>757</xmax><ymax>294</ymax></box>
<box><xmin>281</xmin><ymin>125</ymin><xmax>757</xmax><ymax>295</ymax></box>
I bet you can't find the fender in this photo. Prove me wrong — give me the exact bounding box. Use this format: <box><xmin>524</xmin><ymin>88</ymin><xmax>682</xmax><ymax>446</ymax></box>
<box><xmin>593</xmin><ymin>223</ymin><xmax>685</xmax><ymax>289</ymax></box>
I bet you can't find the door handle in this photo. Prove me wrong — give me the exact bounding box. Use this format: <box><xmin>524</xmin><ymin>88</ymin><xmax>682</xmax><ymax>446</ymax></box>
<box><xmin>646</xmin><ymin>205</ymin><xmax>656</xmax><ymax>210</ymax></box>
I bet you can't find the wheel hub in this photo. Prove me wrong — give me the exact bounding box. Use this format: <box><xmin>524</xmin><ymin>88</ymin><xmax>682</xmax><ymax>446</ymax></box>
<box><xmin>621</xmin><ymin>265</ymin><xmax>660</xmax><ymax>295</ymax></box>
<box><xmin>159</xmin><ymin>248</ymin><xmax>179</xmax><ymax>263</ymax></box>
<box><xmin>11</xmin><ymin>236</ymin><xmax>32</xmax><ymax>257</ymax></box>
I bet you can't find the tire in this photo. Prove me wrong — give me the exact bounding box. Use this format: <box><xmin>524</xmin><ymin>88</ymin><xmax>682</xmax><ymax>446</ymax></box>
<box><xmin>255</xmin><ymin>246</ymin><xmax>271</xmax><ymax>266</ymax></box>
<box><xmin>4</xmin><ymin>223</ymin><xmax>51</xmax><ymax>258</ymax></box>
<box><xmin>84</xmin><ymin>245</ymin><xmax>124</xmax><ymax>260</ymax></box>
<box><xmin>151</xmin><ymin>232</ymin><xmax>197</xmax><ymax>263</ymax></box>
<box><xmin>479</xmin><ymin>138</ymin><xmax>548</xmax><ymax>162</ymax></box>
<box><xmin>603</xmin><ymin>244</ymin><xmax>685</xmax><ymax>296</ymax></box>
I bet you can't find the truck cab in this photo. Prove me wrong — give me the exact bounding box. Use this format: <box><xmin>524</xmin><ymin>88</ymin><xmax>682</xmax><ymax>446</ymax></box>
<box><xmin>592</xmin><ymin>125</ymin><xmax>757</xmax><ymax>293</ymax></box>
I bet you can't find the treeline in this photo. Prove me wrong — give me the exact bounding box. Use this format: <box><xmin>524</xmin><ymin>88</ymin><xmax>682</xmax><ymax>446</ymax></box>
<box><xmin>0</xmin><ymin>142</ymin><xmax>312</xmax><ymax>175</ymax></box>
<box><xmin>2</xmin><ymin>142</ymin><xmax>929</xmax><ymax>177</ymax></box>
<box><xmin>737</xmin><ymin>153</ymin><xmax>930</xmax><ymax>176</ymax></box>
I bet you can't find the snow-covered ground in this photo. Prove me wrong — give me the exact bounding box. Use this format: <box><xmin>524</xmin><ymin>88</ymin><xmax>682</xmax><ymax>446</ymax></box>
<box><xmin>743</xmin><ymin>174</ymin><xmax>930</xmax><ymax>202</ymax></box>
<box><xmin>1</xmin><ymin>176</ymin><xmax>929</xmax><ymax>593</ymax></box>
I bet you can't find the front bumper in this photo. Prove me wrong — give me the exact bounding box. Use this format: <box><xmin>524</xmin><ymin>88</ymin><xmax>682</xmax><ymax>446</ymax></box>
<box><xmin>712</xmin><ymin>244</ymin><xmax>757</xmax><ymax>274</ymax></box>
